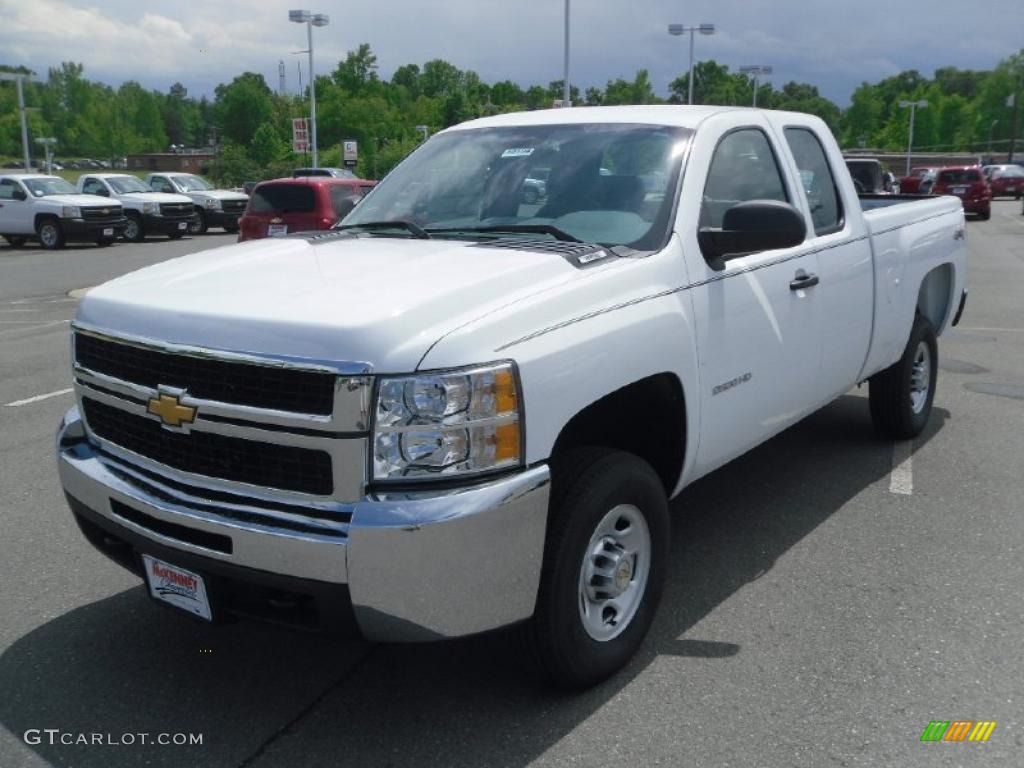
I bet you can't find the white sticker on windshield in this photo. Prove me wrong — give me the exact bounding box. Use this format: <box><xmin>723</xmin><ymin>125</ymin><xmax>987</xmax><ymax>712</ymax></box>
<box><xmin>501</xmin><ymin>148</ymin><xmax>535</xmax><ymax>158</ymax></box>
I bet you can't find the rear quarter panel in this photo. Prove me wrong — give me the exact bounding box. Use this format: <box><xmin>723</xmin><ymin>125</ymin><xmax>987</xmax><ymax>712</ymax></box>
<box><xmin>860</xmin><ymin>196</ymin><xmax>967</xmax><ymax>379</ymax></box>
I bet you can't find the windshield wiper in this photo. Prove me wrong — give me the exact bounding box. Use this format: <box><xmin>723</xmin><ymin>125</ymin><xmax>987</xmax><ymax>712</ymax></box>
<box><xmin>425</xmin><ymin>224</ymin><xmax>581</xmax><ymax>243</ymax></box>
<box><xmin>334</xmin><ymin>220</ymin><xmax>431</xmax><ymax>239</ymax></box>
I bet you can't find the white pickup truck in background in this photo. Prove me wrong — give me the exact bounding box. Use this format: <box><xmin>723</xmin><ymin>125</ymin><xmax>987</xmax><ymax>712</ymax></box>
<box><xmin>76</xmin><ymin>173</ymin><xmax>195</xmax><ymax>243</ymax></box>
<box><xmin>145</xmin><ymin>172</ymin><xmax>248</xmax><ymax>234</ymax></box>
<box><xmin>57</xmin><ymin>106</ymin><xmax>967</xmax><ymax>688</ymax></box>
<box><xmin>0</xmin><ymin>174</ymin><xmax>126</xmax><ymax>249</ymax></box>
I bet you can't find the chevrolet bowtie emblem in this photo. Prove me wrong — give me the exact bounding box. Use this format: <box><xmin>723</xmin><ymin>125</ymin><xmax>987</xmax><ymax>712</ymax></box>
<box><xmin>147</xmin><ymin>392</ymin><xmax>196</xmax><ymax>427</ymax></box>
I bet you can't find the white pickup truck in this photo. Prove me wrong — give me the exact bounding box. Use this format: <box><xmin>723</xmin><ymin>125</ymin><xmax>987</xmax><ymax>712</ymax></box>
<box><xmin>0</xmin><ymin>174</ymin><xmax>126</xmax><ymax>249</ymax></box>
<box><xmin>57</xmin><ymin>106</ymin><xmax>967</xmax><ymax>688</ymax></box>
<box><xmin>144</xmin><ymin>172</ymin><xmax>248</xmax><ymax>234</ymax></box>
<box><xmin>76</xmin><ymin>173</ymin><xmax>195</xmax><ymax>242</ymax></box>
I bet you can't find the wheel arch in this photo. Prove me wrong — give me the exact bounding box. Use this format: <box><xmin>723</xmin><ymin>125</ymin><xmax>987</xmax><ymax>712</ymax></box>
<box><xmin>916</xmin><ymin>262</ymin><xmax>955</xmax><ymax>335</ymax></box>
<box><xmin>549</xmin><ymin>372</ymin><xmax>687</xmax><ymax>496</ymax></box>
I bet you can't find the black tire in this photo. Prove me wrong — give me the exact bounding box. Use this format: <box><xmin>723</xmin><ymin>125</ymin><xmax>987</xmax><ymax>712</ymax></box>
<box><xmin>122</xmin><ymin>212</ymin><xmax>144</xmax><ymax>242</ymax></box>
<box><xmin>223</xmin><ymin>221</ymin><xmax>239</xmax><ymax>234</ymax></box>
<box><xmin>4</xmin><ymin>235</ymin><xmax>27</xmax><ymax>248</ymax></box>
<box><xmin>521</xmin><ymin>448</ymin><xmax>670</xmax><ymax>689</ymax></box>
<box><xmin>189</xmin><ymin>210</ymin><xmax>207</xmax><ymax>235</ymax></box>
<box><xmin>869</xmin><ymin>313</ymin><xmax>938</xmax><ymax>439</ymax></box>
<box><xmin>36</xmin><ymin>218</ymin><xmax>64</xmax><ymax>250</ymax></box>
<box><xmin>978</xmin><ymin>208</ymin><xmax>991</xmax><ymax>221</ymax></box>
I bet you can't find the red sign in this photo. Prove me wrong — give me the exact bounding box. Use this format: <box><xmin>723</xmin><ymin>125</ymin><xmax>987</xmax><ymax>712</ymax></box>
<box><xmin>292</xmin><ymin>118</ymin><xmax>309</xmax><ymax>152</ymax></box>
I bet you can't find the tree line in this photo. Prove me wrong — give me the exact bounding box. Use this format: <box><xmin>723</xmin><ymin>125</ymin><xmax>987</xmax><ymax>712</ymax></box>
<box><xmin>2</xmin><ymin>46</ymin><xmax>1022</xmax><ymax>183</ymax></box>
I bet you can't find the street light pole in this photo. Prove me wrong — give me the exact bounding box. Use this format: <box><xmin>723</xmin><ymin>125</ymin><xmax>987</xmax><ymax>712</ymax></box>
<box><xmin>668</xmin><ymin>23</ymin><xmax>715</xmax><ymax>105</ymax></box>
<box><xmin>898</xmin><ymin>99</ymin><xmax>928</xmax><ymax>176</ymax></box>
<box><xmin>0</xmin><ymin>72</ymin><xmax>39</xmax><ymax>170</ymax></box>
<box><xmin>289</xmin><ymin>10</ymin><xmax>330</xmax><ymax>168</ymax></box>
<box><xmin>740</xmin><ymin>65</ymin><xmax>773</xmax><ymax>108</ymax></box>
<box><xmin>563</xmin><ymin>0</ymin><xmax>570</xmax><ymax>107</ymax></box>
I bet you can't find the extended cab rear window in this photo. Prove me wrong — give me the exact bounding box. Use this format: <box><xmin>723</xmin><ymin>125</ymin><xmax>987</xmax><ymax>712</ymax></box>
<box><xmin>938</xmin><ymin>170</ymin><xmax>981</xmax><ymax>183</ymax></box>
<box><xmin>250</xmin><ymin>185</ymin><xmax>316</xmax><ymax>213</ymax></box>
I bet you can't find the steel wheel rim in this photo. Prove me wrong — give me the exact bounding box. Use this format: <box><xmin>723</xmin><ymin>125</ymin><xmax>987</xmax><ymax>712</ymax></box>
<box><xmin>40</xmin><ymin>224</ymin><xmax>57</xmax><ymax>247</ymax></box>
<box><xmin>578</xmin><ymin>504</ymin><xmax>651</xmax><ymax>642</ymax></box>
<box><xmin>910</xmin><ymin>340</ymin><xmax>931</xmax><ymax>414</ymax></box>
<box><xmin>125</xmin><ymin>218</ymin><xmax>139</xmax><ymax>240</ymax></box>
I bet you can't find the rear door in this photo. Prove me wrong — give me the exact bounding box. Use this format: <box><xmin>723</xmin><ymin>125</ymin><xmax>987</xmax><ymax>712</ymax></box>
<box><xmin>688</xmin><ymin>124</ymin><xmax>824</xmax><ymax>472</ymax></box>
<box><xmin>779</xmin><ymin>125</ymin><xmax>872</xmax><ymax>399</ymax></box>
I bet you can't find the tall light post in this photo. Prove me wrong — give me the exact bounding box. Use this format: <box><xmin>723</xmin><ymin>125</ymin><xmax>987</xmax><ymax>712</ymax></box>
<box><xmin>898</xmin><ymin>99</ymin><xmax>928</xmax><ymax>176</ymax></box>
<box><xmin>562</xmin><ymin>0</ymin><xmax>571</xmax><ymax>107</ymax></box>
<box><xmin>289</xmin><ymin>9</ymin><xmax>329</xmax><ymax>168</ymax></box>
<box><xmin>0</xmin><ymin>72</ymin><xmax>40</xmax><ymax>170</ymax></box>
<box><xmin>668</xmin><ymin>23</ymin><xmax>715</xmax><ymax>105</ymax></box>
<box><xmin>987</xmin><ymin>119</ymin><xmax>999</xmax><ymax>154</ymax></box>
<box><xmin>739</xmin><ymin>65</ymin><xmax>772</xmax><ymax>108</ymax></box>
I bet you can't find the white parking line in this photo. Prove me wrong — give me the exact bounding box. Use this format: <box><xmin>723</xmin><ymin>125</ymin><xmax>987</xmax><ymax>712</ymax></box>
<box><xmin>4</xmin><ymin>388</ymin><xmax>73</xmax><ymax>407</ymax></box>
<box><xmin>890</xmin><ymin>440</ymin><xmax>914</xmax><ymax>495</ymax></box>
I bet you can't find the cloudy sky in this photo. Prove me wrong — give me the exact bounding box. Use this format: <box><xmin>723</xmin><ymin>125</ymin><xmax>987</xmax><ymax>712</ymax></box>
<box><xmin>1</xmin><ymin>0</ymin><xmax>1021</xmax><ymax>105</ymax></box>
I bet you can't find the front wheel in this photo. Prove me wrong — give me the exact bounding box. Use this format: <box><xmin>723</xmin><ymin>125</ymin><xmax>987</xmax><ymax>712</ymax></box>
<box><xmin>123</xmin><ymin>212</ymin><xmax>144</xmax><ymax>242</ymax></box>
<box><xmin>4</xmin><ymin>235</ymin><xmax>27</xmax><ymax>248</ymax></box>
<box><xmin>223</xmin><ymin>220</ymin><xmax>239</xmax><ymax>234</ymax></box>
<box><xmin>37</xmin><ymin>218</ymin><xmax>64</xmax><ymax>250</ymax></box>
<box><xmin>521</xmin><ymin>448</ymin><xmax>670</xmax><ymax>689</ymax></box>
<box><xmin>188</xmin><ymin>210</ymin><xmax>207</xmax><ymax>235</ymax></box>
<box><xmin>869</xmin><ymin>313</ymin><xmax>938</xmax><ymax>439</ymax></box>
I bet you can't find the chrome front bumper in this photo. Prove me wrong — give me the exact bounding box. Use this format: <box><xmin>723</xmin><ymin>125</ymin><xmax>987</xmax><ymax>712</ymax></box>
<box><xmin>57</xmin><ymin>406</ymin><xmax>550</xmax><ymax>641</ymax></box>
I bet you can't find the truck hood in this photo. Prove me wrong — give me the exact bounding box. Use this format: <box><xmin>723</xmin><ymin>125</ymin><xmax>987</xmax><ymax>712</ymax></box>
<box><xmin>187</xmin><ymin>189</ymin><xmax>248</xmax><ymax>203</ymax></box>
<box><xmin>76</xmin><ymin>235</ymin><xmax>594</xmax><ymax>372</ymax></box>
<box><xmin>113</xmin><ymin>191</ymin><xmax>192</xmax><ymax>205</ymax></box>
<box><xmin>43</xmin><ymin>194</ymin><xmax>119</xmax><ymax>207</ymax></box>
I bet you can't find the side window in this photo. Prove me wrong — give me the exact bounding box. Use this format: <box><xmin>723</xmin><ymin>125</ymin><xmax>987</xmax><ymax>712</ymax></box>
<box><xmin>152</xmin><ymin>176</ymin><xmax>172</xmax><ymax>193</ymax></box>
<box><xmin>82</xmin><ymin>178</ymin><xmax>105</xmax><ymax>196</ymax></box>
<box><xmin>700</xmin><ymin>128</ymin><xmax>788</xmax><ymax>228</ymax></box>
<box><xmin>0</xmin><ymin>179</ymin><xmax>16</xmax><ymax>200</ymax></box>
<box><xmin>784</xmin><ymin>128</ymin><xmax>843</xmax><ymax>235</ymax></box>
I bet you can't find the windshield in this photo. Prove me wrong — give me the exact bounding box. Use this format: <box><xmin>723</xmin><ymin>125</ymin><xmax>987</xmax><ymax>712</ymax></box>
<box><xmin>24</xmin><ymin>177</ymin><xmax>77</xmax><ymax>197</ymax></box>
<box><xmin>107</xmin><ymin>176</ymin><xmax>151</xmax><ymax>194</ymax></box>
<box><xmin>344</xmin><ymin>123</ymin><xmax>691</xmax><ymax>249</ymax></box>
<box><xmin>994</xmin><ymin>167</ymin><xmax>1024</xmax><ymax>178</ymax></box>
<box><xmin>174</xmin><ymin>174</ymin><xmax>213</xmax><ymax>191</ymax></box>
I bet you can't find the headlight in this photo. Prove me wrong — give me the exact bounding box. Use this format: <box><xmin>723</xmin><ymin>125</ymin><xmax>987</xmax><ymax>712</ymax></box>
<box><xmin>205</xmin><ymin>198</ymin><xmax>222</xmax><ymax>210</ymax></box>
<box><xmin>142</xmin><ymin>202</ymin><xmax>159</xmax><ymax>214</ymax></box>
<box><xmin>373</xmin><ymin>362</ymin><xmax>522</xmax><ymax>481</ymax></box>
<box><xmin>61</xmin><ymin>206</ymin><xmax>81</xmax><ymax>218</ymax></box>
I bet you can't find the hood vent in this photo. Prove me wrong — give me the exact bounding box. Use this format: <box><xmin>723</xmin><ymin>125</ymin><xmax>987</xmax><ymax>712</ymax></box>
<box><xmin>474</xmin><ymin>238</ymin><xmax>616</xmax><ymax>268</ymax></box>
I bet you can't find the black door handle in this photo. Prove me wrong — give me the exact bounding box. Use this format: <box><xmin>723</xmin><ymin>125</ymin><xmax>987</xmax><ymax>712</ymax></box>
<box><xmin>790</xmin><ymin>273</ymin><xmax>819</xmax><ymax>290</ymax></box>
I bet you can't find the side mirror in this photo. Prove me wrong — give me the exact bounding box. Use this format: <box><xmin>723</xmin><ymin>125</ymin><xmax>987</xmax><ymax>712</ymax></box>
<box><xmin>96</xmin><ymin>188</ymin><xmax>110</xmax><ymax>197</ymax></box>
<box><xmin>12</xmin><ymin>188</ymin><xmax>26</xmax><ymax>201</ymax></box>
<box><xmin>698</xmin><ymin>199</ymin><xmax>807</xmax><ymax>270</ymax></box>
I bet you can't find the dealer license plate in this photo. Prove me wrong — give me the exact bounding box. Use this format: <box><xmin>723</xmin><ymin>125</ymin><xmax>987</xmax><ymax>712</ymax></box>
<box><xmin>268</xmin><ymin>224</ymin><xmax>288</xmax><ymax>236</ymax></box>
<box><xmin>178</xmin><ymin>221</ymin><xmax>188</xmax><ymax>230</ymax></box>
<box><xmin>952</xmin><ymin>186</ymin><xmax>967</xmax><ymax>195</ymax></box>
<box><xmin>103</xmin><ymin>227</ymin><xmax>113</xmax><ymax>236</ymax></box>
<box><xmin>142</xmin><ymin>554</ymin><xmax>212</xmax><ymax>621</ymax></box>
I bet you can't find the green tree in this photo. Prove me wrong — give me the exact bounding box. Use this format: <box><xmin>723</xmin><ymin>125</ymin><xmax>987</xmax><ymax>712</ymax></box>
<box><xmin>249</xmin><ymin>122</ymin><xmax>288</xmax><ymax>166</ymax></box>
<box><xmin>333</xmin><ymin>43</ymin><xmax>379</xmax><ymax>93</ymax></box>
<box><xmin>214</xmin><ymin>72</ymin><xmax>274</xmax><ymax>146</ymax></box>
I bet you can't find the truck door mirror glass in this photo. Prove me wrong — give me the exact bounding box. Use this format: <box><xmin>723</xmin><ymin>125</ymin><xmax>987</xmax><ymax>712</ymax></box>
<box><xmin>698</xmin><ymin>199</ymin><xmax>806</xmax><ymax>270</ymax></box>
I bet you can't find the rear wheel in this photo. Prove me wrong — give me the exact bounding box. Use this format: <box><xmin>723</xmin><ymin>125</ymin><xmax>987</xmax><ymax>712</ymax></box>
<box><xmin>223</xmin><ymin>220</ymin><xmax>239</xmax><ymax>234</ymax></box>
<box><xmin>37</xmin><ymin>218</ymin><xmax>64</xmax><ymax>250</ymax></box>
<box><xmin>189</xmin><ymin>209</ymin><xmax>207</xmax><ymax>235</ymax></box>
<box><xmin>869</xmin><ymin>313</ymin><xmax>938</xmax><ymax>439</ymax></box>
<box><xmin>521</xmin><ymin>448</ymin><xmax>670</xmax><ymax>689</ymax></box>
<box><xmin>123</xmin><ymin>212</ymin><xmax>144</xmax><ymax>242</ymax></box>
<box><xmin>978</xmin><ymin>207</ymin><xmax>991</xmax><ymax>221</ymax></box>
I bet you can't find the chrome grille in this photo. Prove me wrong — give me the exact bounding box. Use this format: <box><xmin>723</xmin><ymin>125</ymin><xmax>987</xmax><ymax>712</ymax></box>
<box><xmin>159</xmin><ymin>202</ymin><xmax>195</xmax><ymax>217</ymax></box>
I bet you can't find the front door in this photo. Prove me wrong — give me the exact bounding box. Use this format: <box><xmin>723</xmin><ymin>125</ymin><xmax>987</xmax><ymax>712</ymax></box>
<box><xmin>689</xmin><ymin>126</ymin><xmax>824</xmax><ymax>474</ymax></box>
<box><xmin>0</xmin><ymin>178</ymin><xmax>33</xmax><ymax>235</ymax></box>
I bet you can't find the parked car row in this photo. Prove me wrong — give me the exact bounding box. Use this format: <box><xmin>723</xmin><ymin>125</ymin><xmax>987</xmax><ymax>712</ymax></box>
<box><xmin>0</xmin><ymin>169</ymin><xmax>380</xmax><ymax>249</ymax></box>
<box><xmin>894</xmin><ymin>164</ymin><xmax>998</xmax><ymax>220</ymax></box>
<box><xmin>982</xmin><ymin>164</ymin><xmax>1024</xmax><ymax>199</ymax></box>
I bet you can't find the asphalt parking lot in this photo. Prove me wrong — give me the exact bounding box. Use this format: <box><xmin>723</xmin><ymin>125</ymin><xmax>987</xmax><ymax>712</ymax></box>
<box><xmin>1</xmin><ymin>205</ymin><xmax>1022</xmax><ymax>768</ymax></box>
